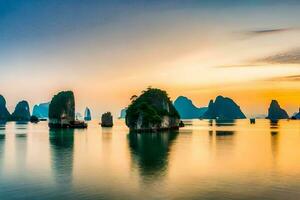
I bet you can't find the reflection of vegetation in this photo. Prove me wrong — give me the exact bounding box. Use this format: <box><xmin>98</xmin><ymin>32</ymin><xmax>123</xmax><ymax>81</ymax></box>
<box><xmin>128</xmin><ymin>131</ymin><xmax>178</xmax><ymax>177</ymax></box>
<box><xmin>271</xmin><ymin>131</ymin><xmax>278</xmax><ymax>136</ymax></box>
<box><xmin>49</xmin><ymin>129</ymin><xmax>74</xmax><ymax>185</ymax></box>
<box><xmin>215</xmin><ymin>119</ymin><xmax>236</xmax><ymax>126</ymax></box>
<box><xmin>126</xmin><ymin>88</ymin><xmax>179</xmax><ymax>130</ymax></box>
<box><xmin>49</xmin><ymin>129</ymin><xmax>74</xmax><ymax>148</ymax></box>
<box><xmin>215</xmin><ymin>130</ymin><xmax>235</xmax><ymax>136</ymax></box>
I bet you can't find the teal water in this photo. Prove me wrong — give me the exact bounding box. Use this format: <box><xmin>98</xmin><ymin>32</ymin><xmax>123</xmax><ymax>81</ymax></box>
<box><xmin>0</xmin><ymin>119</ymin><xmax>300</xmax><ymax>200</ymax></box>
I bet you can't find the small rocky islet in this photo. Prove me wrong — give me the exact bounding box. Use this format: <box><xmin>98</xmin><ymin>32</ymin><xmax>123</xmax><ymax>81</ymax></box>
<box><xmin>101</xmin><ymin>112</ymin><xmax>113</xmax><ymax>127</ymax></box>
<box><xmin>125</xmin><ymin>88</ymin><xmax>181</xmax><ymax>132</ymax></box>
<box><xmin>84</xmin><ymin>107</ymin><xmax>92</xmax><ymax>121</ymax></box>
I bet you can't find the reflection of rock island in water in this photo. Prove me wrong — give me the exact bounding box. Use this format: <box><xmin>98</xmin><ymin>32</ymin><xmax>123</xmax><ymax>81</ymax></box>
<box><xmin>48</xmin><ymin>91</ymin><xmax>87</xmax><ymax>129</ymax></box>
<box><xmin>128</xmin><ymin>131</ymin><xmax>178</xmax><ymax>177</ymax></box>
<box><xmin>126</xmin><ymin>88</ymin><xmax>180</xmax><ymax>132</ymax></box>
<box><xmin>202</xmin><ymin>96</ymin><xmax>246</xmax><ymax>120</ymax></box>
<box><xmin>49</xmin><ymin>129</ymin><xmax>74</xmax><ymax>185</ymax></box>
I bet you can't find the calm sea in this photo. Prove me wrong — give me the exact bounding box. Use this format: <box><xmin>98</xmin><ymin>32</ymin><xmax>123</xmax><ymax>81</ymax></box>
<box><xmin>0</xmin><ymin>119</ymin><xmax>300</xmax><ymax>200</ymax></box>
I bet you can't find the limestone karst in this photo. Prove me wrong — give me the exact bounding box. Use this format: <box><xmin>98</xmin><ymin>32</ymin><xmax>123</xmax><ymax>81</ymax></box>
<box><xmin>267</xmin><ymin>100</ymin><xmax>289</xmax><ymax>120</ymax></box>
<box><xmin>84</xmin><ymin>107</ymin><xmax>92</xmax><ymax>121</ymax></box>
<box><xmin>0</xmin><ymin>95</ymin><xmax>11</xmax><ymax>121</ymax></box>
<box><xmin>11</xmin><ymin>100</ymin><xmax>31</xmax><ymax>121</ymax></box>
<box><xmin>202</xmin><ymin>96</ymin><xmax>246</xmax><ymax>120</ymax></box>
<box><xmin>48</xmin><ymin>91</ymin><xmax>87</xmax><ymax>128</ymax></box>
<box><xmin>174</xmin><ymin>96</ymin><xmax>207</xmax><ymax>119</ymax></box>
<box><xmin>32</xmin><ymin>102</ymin><xmax>49</xmax><ymax>119</ymax></box>
<box><xmin>101</xmin><ymin>112</ymin><xmax>113</xmax><ymax>127</ymax></box>
<box><xmin>125</xmin><ymin>88</ymin><xmax>180</xmax><ymax>132</ymax></box>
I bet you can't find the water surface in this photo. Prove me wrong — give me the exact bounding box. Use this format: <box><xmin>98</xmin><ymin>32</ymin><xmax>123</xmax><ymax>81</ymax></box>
<box><xmin>0</xmin><ymin>119</ymin><xmax>300</xmax><ymax>200</ymax></box>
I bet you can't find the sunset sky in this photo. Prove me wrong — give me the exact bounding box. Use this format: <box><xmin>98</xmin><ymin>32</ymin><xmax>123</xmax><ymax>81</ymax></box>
<box><xmin>1</xmin><ymin>0</ymin><xmax>300</xmax><ymax>117</ymax></box>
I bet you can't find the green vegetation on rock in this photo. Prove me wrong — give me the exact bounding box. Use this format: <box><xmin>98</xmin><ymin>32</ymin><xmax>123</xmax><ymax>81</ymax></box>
<box><xmin>126</xmin><ymin>88</ymin><xmax>180</xmax><ymax>131</ymax></box>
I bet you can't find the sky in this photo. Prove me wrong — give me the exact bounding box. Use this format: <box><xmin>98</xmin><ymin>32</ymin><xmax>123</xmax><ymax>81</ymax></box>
<box><xmin>0</xmin><ymin>0</ymin><xmax>300</xmax><ymax>117</ymax></box>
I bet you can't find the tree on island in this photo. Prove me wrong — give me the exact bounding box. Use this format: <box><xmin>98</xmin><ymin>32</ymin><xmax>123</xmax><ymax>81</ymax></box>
<box><xmin>125</xmin><ymin>88</ymin><xmax>180</xmax><ymax>132</ymax></box>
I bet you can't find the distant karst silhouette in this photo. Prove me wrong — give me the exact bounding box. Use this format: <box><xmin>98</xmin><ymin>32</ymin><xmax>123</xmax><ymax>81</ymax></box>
<box><xmin>0</xmin><ymin>95</ymin><xmax>11</xmax><ymax>121</ymax></box>
<box><xmin>202</xmin><ymin>96</ymin><xmax>246</xmax><ymax>120</ymax></box>
<box><xmin>119</xmin><ymin>108</ymin><xmax>127</xmax><ymax>119</ymax></box>
<box><xmin>267</xmin><ymin>100</ymin><xmax>289</xmax><ymax>120</ymax></box>
<box><xmin>84</xmin><ymin>107</ymin><xmax>92</xmax><ymax>121</ymax></box>
<box><xmin>174</xmin><ymin>96</ymin><xmax>207</xmax><ymax>119</ymax></box>
<box><xmin>32</xmin><ymin>102</ymin><xmax>49</xmax><ymax>119</ymax></box>
<box><xmin>11</xmin><ymin>100</ymin><xmax>31</xmax><ymax>121</ymax></box>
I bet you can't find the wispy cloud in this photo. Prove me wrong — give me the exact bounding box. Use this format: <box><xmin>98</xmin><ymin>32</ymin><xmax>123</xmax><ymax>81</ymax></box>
<box><xmin>242</xmin><ymin>27</ymin><xmax>299</xmax><ymax>37</ymax></box>
<box><xmin>256</xmin><ymin>48</ymin><xmax>300</xmax><ymax>64</ymax></box>
<box><xmin>268</xmin><ymin>74</ymin><xmax>300</xmax><ymax>82</ymax></box>
<box><xmin>217</xmin><ymin>48</ymin><xmax>300</xmax><ymax>68</ymax></box>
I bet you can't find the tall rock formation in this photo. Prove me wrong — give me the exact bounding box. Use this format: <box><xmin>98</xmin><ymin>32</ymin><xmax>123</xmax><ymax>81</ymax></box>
<box><xmin>32</xmin><ymin>102</ymin><xmax>49</xmax><ymax>119</ymax></box>
<box><xmin>174</xmin><ymin>96</ymin><xmax>207</xmax><ymax>119</ymax></box>
<box><xmin>101</xmin><ymin>112</ymin><xmax>113</xmax><ymax>127</ymax></box>
<box><xmin>48</xmin><ymin>91</ymin><xmax>75</xmax><ymax>128</ymax></box>
<box><xmin>119</xmin><ymin>108</ymin><xmax>127</xmax><ymax>119</ymax></box>
<box><xmin>202</xmin><ymin>96</ymin><xmax>246</xmax><ymax>120</ymax></box>
<box><xmin>0</xmin><ymin>95</ymin><xmax>11</xmax><ymax>121</ymax></box>
<box><xmin>84</xmin><ymin>107</ymin><xmax>92</xmax><ymax>121</ymax></box>
<box><xmin>11</xmin><ymin>100</ymin><xmax>31</xmax><ymax>121</ymax></box>
<box><xmin>126</xmin><ymin>88</ymin><xmax>180</xmax><ymax>132</ymax></box>
<box><xmin>267</xmin><ymin>100</ymin><xmax>289</xmax><ymax>120</ymax></box>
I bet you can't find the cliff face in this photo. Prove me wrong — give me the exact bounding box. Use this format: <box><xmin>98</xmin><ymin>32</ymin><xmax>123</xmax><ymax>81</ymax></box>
<box><xmin>0</xmin><ymin>95</ymin><xmax>11</xmax><ymax>121</ymax></box>
<box><xmin>48</xmin><ymin>91</ymin><xmax>75</xmax><ymax>127</ymax></box>
<box><xmin>84</xmin><ymin>107</ymin><xmax>92</xmax><ymax>121</ymax></box>
<box><xmin>126</xmin><ymin>88</ymin><xmax>180</xmax><ymax>132</ymax></box>
<box><xmin>293</xmin><ymin>108</ymin><xmax>300</xmax><ymax>119</ymax></box>
<box><xmin>119</xmin><ymin>108</ymin><xmax>127</xmax><ymax>119</ymax></box>
<box><xmin>32</xmin><ymin>102</ymin><xmax>49</xmax><ymax>118</ymax></box>
<box><xmin>11</xmin><ymin>100</ymin><xmax>31</xmax><ymax>121</ymax></box>
<box><xmin>101</xmin><ymin>112</ymin><xmax>113</xmax><ymax>127</ymax></box>
<box><xmin>267</xmin><ymin>100</ymin><xmax>289</xmax><ymax>120</ymax></box>
<box><xmin>174</xmin><ymin>96</ymin><xmax>207</xmax><ymax>119</ymax></box>
<box><xmin>202</xmin><ymin>96</ymin><xmax>246</xmax><ymax>120</ymax></box>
